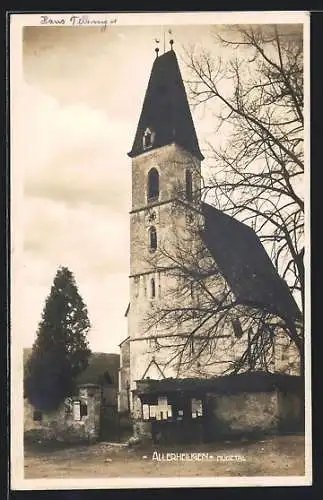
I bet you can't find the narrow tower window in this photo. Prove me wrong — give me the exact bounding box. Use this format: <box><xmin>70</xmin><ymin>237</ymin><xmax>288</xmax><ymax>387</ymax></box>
<box><xmin>147</xmin><ymin>168</ymin><xmax>159</xmax><ymax>201</ymax></box>
<box><xmin>149</xmin><ymin>226</ymin><xmax>157</xmax><ymax>251</ymax></box>
<box><xmin>151</xmin><ymin>278</ymin><xmax>156</xmax><ymax>298</ymax></box>
<box><xmin>186</xmin><ymin>170</ymin><xmax>193</xmax><ymax>201</ymax></box>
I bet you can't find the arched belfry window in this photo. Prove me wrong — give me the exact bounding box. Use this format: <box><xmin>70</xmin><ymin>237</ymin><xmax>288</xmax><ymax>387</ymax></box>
<box><xmin>149</xmin><ymin>226</ymin><xmax>157</xmax><ymax>251</ymax></box>
<box><xmin>151</xmin><ymin>278</ymin><xmax>156</xmax><ymax>298</ymax></box>
<box><xmin>186</xmin><ymin>170</ymin><xmax>193</xmax><ymax>201</ymax></box>
<box><xmin>147</xmin><ymin>168</ymin><xmax>159</xmax><ymax>202</ymax></box>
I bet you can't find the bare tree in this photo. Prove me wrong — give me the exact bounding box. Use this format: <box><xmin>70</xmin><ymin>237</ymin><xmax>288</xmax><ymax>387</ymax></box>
<box><xmin>186</xmin><ymin>24</ymin><xmax>304</xmax><ymax>314</ymax></box>
<box><xmin>145</xmin><ymin>203</ymin><xmax>302</xmax><ymax>378</ymax></box>
<box><xmin>144</xmin><ymin>25</ymin><xmax>304</xmax><ymax>377</ymax></box>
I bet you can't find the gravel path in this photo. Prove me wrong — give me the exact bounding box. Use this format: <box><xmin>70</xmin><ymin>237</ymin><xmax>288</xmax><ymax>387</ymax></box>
<box><xmin>24</xmin><ymin>434</ymin><xmax>305</xmax><ymax>479</ymax></box>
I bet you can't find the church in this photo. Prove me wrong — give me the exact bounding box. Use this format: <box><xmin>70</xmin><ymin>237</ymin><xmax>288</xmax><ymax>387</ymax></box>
<box><xmin>118</xmin><ymin>43</ymin><xmax>303</xmax><ymax>443</ymax></box>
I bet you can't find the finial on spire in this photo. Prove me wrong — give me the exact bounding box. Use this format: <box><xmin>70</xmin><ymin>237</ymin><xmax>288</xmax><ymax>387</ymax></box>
<box><xmin>168</xmin><ymin>29</ymin><xmax>174</xmax><ymax>50</ymax></box>
<box><xmin>154</xmin><ymin>38</ymin><xmax>160</xmax><ymax>58</ymax></box>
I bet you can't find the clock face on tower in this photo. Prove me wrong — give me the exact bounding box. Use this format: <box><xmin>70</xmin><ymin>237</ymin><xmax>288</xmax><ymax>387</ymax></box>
<box><xmin>145</xmin><ymin>207</ymin><xmax>159</xmax><ymax>226</ymax></box>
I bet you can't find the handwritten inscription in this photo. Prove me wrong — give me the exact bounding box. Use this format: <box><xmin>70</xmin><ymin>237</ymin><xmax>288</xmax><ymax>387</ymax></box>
<box><xmin>40</xmin><ymin>15</ymin><xmax>117</xmax><ymax>31</ymax></box>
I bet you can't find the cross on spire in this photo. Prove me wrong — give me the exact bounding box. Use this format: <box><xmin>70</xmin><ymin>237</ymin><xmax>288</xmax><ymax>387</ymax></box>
<box><xmin>154</xmin><ymin>38</ymin><xmax>159</xmax><ymax>58</ymax></box>
<box><xmin>155</xmin><ymin>29</ymin><xmax>174</xmax><ymax>56</ymax></box>
<box><xmin>168</xmin><ymin>29</ymin><xmax>174</xmax><ymax>51</ymax></box>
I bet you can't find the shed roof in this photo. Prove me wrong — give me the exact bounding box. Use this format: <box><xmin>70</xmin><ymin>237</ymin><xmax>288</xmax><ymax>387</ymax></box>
<box><xmin>135</xmin><ymin>372</ymin><xmax>302</xmax><ymax>396</ymax></box>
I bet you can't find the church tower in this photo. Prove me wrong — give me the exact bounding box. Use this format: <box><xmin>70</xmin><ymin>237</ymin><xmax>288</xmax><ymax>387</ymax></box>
<box><xmin>118</xmin><ymin>46</ymin><xmax>205</xmax><ymax>414</ymax></box>
<box><xmin>117</xmin><ymin>43</ymin><xmax>302</xmax><ymax>437</ymax></box>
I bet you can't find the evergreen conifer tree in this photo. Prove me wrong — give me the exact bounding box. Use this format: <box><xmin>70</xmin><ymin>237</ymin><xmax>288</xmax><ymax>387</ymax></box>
<box><xmin>24</xmin><ymin>266</ymin><xmax>91</xmax><ymax>411</ymax></box>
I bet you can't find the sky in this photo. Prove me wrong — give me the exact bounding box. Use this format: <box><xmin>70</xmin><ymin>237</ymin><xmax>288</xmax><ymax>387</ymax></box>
<box><xmin>18</xmin><ymin>24</ymin><xmax>222</xmax><ymax>354</ymax></box>
<box><xmin>12</xmin><ymin>15</ymin><xmax>307</xmax><ymax>355</ymax></box>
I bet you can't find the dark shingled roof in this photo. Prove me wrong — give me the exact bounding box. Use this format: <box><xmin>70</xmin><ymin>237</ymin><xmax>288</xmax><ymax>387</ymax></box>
<box><xmin>200</xmin><ymin>202</ymin><xmax>301</xmax><ymax>323</ymax></box>
<box><xmin>136</xmin><ymin>372</ymin><xmax>302</xmax><ymax>396</ymax></box>
<box><xmin>128</xmin><ymin>50</ymin><xmax>204</xmax><ymax>160</ymax></box>
<box><xmin>76</xmin><ymin>352</ymin><xmax>120</xmax><ymax>386</ymax></box>
<box><xmin>24</xmin><ymin>349</ymin><xmax>120</xmax><ymax>387</ymax></box>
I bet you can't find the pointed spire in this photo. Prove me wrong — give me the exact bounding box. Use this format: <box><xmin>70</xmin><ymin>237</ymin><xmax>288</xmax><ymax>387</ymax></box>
<box><xmin>128</xmin><ymin>49</ymin><xmax>204</xmax><ymax>160</ymax></box>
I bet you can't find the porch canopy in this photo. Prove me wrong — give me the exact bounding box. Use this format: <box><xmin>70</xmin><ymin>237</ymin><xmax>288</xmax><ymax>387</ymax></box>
<box><xmin>135</xmin><ymin>372</ymin><xmax>302</xmax><ymax>400</ymax></box>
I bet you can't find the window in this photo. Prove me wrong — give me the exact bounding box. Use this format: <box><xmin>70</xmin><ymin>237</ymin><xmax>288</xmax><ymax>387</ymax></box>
<box><xmin>149</xmin><ymin>405</ymin><xmax>157</xmax><ymax>419</ymax></box>
<box><xmin>143</xmin><ymin>128</ymin><xmax>153</xmax><ymax>149</ymax></box>
<box><xmin>73</xmin><ymin>401</ymin><xmax>81</xmax><ymax>421</ymax></box>
<box><xmin>149</xmin><ymin>336</ymin><xmax>158</xmax><ymax>349</ymax></box>
<box><xmin>33</xmin><ymin>410</ymin><xmax>42</xmax><ymax>422</ymax></box>
<box><xmin>156</xmin><ymin>396</ymin><xmax>169</xmax><ymax>420</ymax></box>
<box><xmin>72</xmin><ymin>400</ymin><xmax>87</xmax><ymax>420</ymax></box>
<box><xmin>186</xmin><ymin>170</ymin><xmax>193</xmax><ymax>201</ymax></box>
<box><xmin>147</xmin><ymin>168</ymin><xmax>159</xmax><ymax>201</ymax></box>
<box><xmin>188</xmin><ymin>338</ymin><xmax>195</xmax><ymax>355</ymax></box>
<box><xmin>232</xmin><ymin>318</ymin><xmax>243</xmax><ymax>339</ymax></box>
<box><xmin>191</xmin><ymin>398</ymin><xmax>203</xmax><ymax>418</ymax></box>
<box><xmin>149</xmin><ymin>226</ymin><xmax>157</xmax><ymax>251</ymax></box>
<box><xmin>142</xmin><ymin>404</ymin><xmax>150</xmax><ymax>420</ymax></box>
<box><xmin>80</xmin><ymin>401</ymin><xmax>88</xmax><ymax>418</ymax></box>
<box><xmin>151</xmin><ymin>278</ymin><xmax>156</xmax><ymax>299</ymax></box>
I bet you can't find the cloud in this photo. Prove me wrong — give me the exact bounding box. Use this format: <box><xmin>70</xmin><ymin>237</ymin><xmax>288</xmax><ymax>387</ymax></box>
<box><xmin>24</xmin><ymin>197</ymin><xmax>129</xmax><ymax>275</ymax></box>
<box><xmin>20</xmin><ymin>82</ymin><xmax>132</xmax><ymax>209</ymax></box>
<box><xmin>14</xmin><ymin>82</ymin><xmax>132</xmax><ymax>351</ymax></box>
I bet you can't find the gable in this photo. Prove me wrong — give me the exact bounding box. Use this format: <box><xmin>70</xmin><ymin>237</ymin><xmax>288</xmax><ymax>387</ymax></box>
<box><xmin>141</xmin><ymin>358</ymin><xmax>165</xmax><ymax>380</ymax></box>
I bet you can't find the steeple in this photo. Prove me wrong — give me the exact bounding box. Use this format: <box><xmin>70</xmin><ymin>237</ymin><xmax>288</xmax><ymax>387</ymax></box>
<box><xmin>128</xmin><ymin>49</ymin><xmax>204</xmax><ymax>161</ymax></box>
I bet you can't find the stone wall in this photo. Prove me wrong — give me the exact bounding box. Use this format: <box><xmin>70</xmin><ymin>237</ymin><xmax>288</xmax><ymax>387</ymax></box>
<box><xmin>118</xmin><ymin>338</ymin><xmax>130</xmax><ymax>413</ymax></box>
<box><xmin>277</xmin><ymin>390</ymin><xmax>303</xmax><ymax>431</ymax></box>
<box><xmin>207</xmin><ymin>388</ymin><xmax>302</xmax><ymax>438</ymax></box>
<box><xmin>132</xmin><ymin>393</ymin><xmax>152</xmax><ymax>441</ymax></box>
<box><xmin>207</xmin><ymin>391</ymin><xmax>279</xmax><ymax>438</ymax></box>
<box><xmin>131</xmin><ymin>369</ymin><xmax>303</xmax><ymax>442</ymax></box>
<box><xmin>274</xmin><ymin>330</ymin><xmax>301</xmax><ymax>375</ymax></box>
<box><xmin>24</xmin><ymin>384</ymin><xmax>101</xmax><ymax>443</ymax></box>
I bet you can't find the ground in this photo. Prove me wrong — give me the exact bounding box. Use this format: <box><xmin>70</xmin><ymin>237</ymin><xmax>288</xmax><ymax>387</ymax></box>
<box><xmin>24</xmin><ymin>434</ymin><xmax>305</xmax><ymax>478</ymax></box>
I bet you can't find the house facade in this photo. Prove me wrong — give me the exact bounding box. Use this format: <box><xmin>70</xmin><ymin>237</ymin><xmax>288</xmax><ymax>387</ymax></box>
<box><xmin>24</xmin><ymin>383</ymin><xmax>102</xmax><ymax>443</ymax></box>
<box><xmin>24</xmin><ymin>351</ymin><xmax>120</xmax><ymax>443</ymax></box>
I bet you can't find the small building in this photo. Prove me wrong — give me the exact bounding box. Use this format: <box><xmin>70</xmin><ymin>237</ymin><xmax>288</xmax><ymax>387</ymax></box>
<box><xmin>117</xmin><ymin>335</ymin><xmax>130</xmax><ymax>414</ymax></box>
<box><xmin>24</xmin><ymin>351</ymin><xmax>120</xmax><ymax>442</ymax></box>
<box><xmin>133</xmin><ymin>373</ymin><xmax>303</xmax><ymax>443</ymax></box>
<box><xmin>24</xmin><ymin>383</ymin><xmax>101</xmax><ymax>443</ymax></box>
